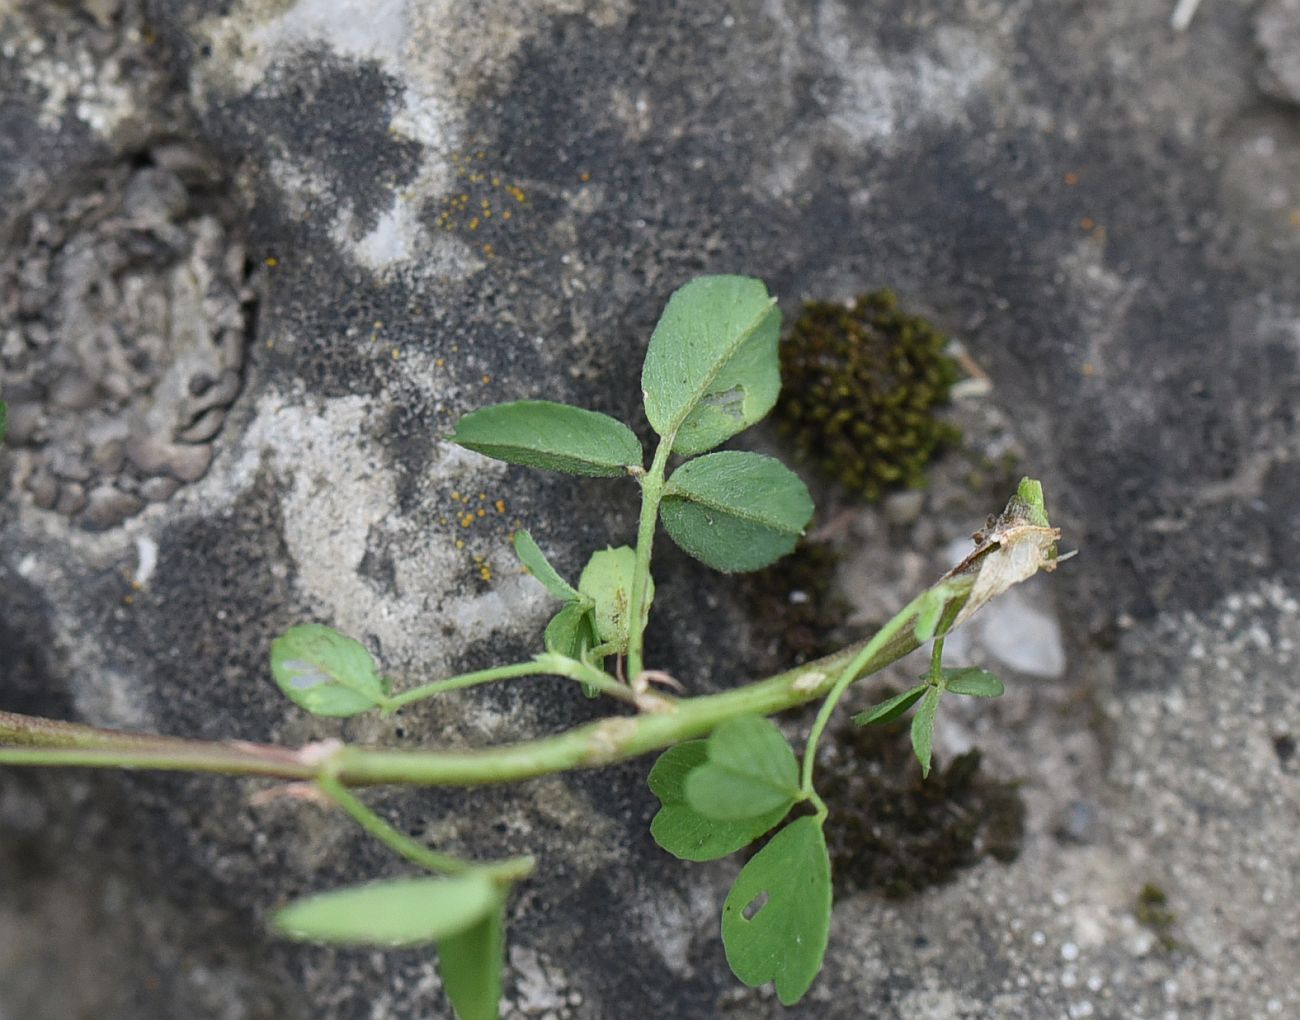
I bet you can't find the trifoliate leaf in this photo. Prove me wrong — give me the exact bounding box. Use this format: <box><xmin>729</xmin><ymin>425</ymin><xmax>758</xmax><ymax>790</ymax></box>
<box><xmin>685</xmin><ymin>716</ymin><xmax>800</xmax><ymax>820</ymax></box>
<box><xmin>648</xmin><ymin>741</ymin><xmax>791</xmax><ymax>861</ymax></box>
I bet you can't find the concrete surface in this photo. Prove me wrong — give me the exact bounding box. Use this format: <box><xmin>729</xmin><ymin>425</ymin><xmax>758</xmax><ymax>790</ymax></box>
<box><xmin>2</xmin><ymin>1</ymin><xmax>1297</xmax><ymax>1017</ymax></box>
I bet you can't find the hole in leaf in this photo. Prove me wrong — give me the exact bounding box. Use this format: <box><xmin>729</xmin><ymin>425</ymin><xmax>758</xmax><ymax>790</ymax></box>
<box><xmin>283</xmin><ymin>661</ymin><xmax>329</xmax><ymax>689</ymax></box>
<box><xmin>699</xmin><ymin>386</ymin><xmax>746</xmax><ymax>420</ymax></box>
<box><xmin>741</xmin><ymin>890</ymin><xmax>770</xmax><ymax>921</ymax></box>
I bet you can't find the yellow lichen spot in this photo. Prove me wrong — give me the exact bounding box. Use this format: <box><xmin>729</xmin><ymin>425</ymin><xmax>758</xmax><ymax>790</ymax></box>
<box><xmin>478</xmin><ymin>493</ymin><xmax>487</xmax><ymax>501</ymax></box>
<box><xmin>451</xmin><ymin>490</ymin><xmax>461</xmax><ymax>500</ymax></box>
<box><xmin>460</xmin><ymin>512</ymin><xmax>475</xmax><ymax>527</ymax></box>
<box><xmin>1289</xmin><ymin>209</ymin><xmax>1300</xmax><ymax>228</ymax></box>
<box><xmin>579</xmin><ymin>170</ymin><xmax>591</xmax><ymax>182</ymax></box>
<box><xmin>476</xmin><ymin>508</ymin><xmax>486</xmax><ymax>518</ymax></box>
<box><xmin>479</xmin><ymin>564</ymin><xmax>492</xmax><ymax>582</ymax></box>
<box><xmin>491</xmin><ymin>176</ymin><xmax>501</xmax><ymax>187</ymax></box>
<box><xmin>435</xmin><ymin>357</ymin><xmax>445</xmax><ymax>367</ymax></box>
<box><xmin>507</xmin><ymin>185</ymin><xmax>527</xmax><ymax>203</ymax></box>
<box><xmin>469</xmin><ymin>217</ymin><xmax>479</xmax><ymax>230</ymax></box>
<box><xmin>123</xmin><ymin>593</ymin><xmax>135</xmax><ymax>605</ymax></box>
<box><xmin>476</xmin><ymin>151</ymin><xmax>486</xmax><ymax>160</ymax></box>
<box><xmin>1064</xmin><ymin>171</ymin><xmax>1079</xmax><ymax>186</ymax></box>
<box><xmin>1080</xmin><ymin>216</ymin><xmax>1096</xmax><ymax>231</ymax></box>
<box><xmin>438</xmin><ymin>517</ymin><xmax>448</xmax><ymax>526</ymax></box>
<box><xmin>391</xmin><ymin>348</ymin><xmax>400</xmax><ymax>360</ymax></box>
<box><xmin>502</xmin><ymin>210</ymin><xmax>512</xmax><ymax>221</ymax></box>
<box><xmin>481</xmin><ymin>374</ymin><xmax>492</xmax><ymax>384</ymax></box>
<box><xmin>494</xmin><ymin>499</ymin><xmax>506</xmax><ymax>514</ymax></box>
<box><xmin>1081</xmin><ymin>361</ymin><xmax>1096</xmax><ymax>376</ymax></box>
<box><xmin>482</xmin><ymin>243</ymin><xmax>494</xmax><ymax>257</ymax></box>
<box><xmin>264</xmin><ymin>256</ymin><xmax>279</xmax><ymax>267</ymax></box>
<box><xmin>455</xmin><ymin>539</ymin><xmax>465</xmax><ymax>549</ymax></box>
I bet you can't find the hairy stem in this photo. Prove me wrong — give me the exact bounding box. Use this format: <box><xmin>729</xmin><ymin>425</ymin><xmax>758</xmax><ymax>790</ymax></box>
<box><xmin>318</xmin><ymin>775</ymin><xmax>476</xmax><ymax>875</ymax></box>
<box><xmin>799</xmin><ymin>590</ymin><xmax>933</xmax><ymax>796</ymax></box>
<box><xmin>0</xmin><ymin>578</ymin><xmax>971</xmax><ymax>788</ymax></box>
<box><xmin>383</xmin><ymin>655</ymin><xmax>627</xmax><ymax>713</ymax></box>
<box><xmin>626</xmin><ymin>437</ymin><xmax>673</xmax><ymax>679</ymax></box>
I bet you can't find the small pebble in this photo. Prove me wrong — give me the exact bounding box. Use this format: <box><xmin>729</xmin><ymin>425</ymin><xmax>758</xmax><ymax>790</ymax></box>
<box><xmin>55</xmin><ymin>482</ymin><xmax>87</xmax><ymax>517</ymax></box>
<box><xmin>82</xmin><ymin>485</ymin><xmax>143</xmax><ymax>531</ymax></box>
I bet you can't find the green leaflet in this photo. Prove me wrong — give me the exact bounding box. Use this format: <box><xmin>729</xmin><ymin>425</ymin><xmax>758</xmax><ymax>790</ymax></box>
<box><xmin>648</xmin><ymin>741</ymin><xmax>791</xmax><ymax>861</ymax></box>
<box><xmin>911</xmin><ymin>685</ymin><xmax>942</xmax><ymax>778</ymax></box>
<box><xmin>542</xmin><ymin>601</ymin><xmax>599</xmax><ymax>660</ymax></box>
<box><xmin>513</xmin><ymin>530</ymin><xmax>582</xmax><ymax>601</ymax></box>
<box><xmin>438</xmin><ymin>894</ymin><xmax>507</xmax><ymax>1020</ymax></box>
<box><xmin>451</xmin><ymin>400</ymin><xmax>643</xmax><ymax>477</ymax></box>
<box><xmin>852</xmin><ymin>684</ymin><xmax>928</xmax><ymax>727</ymax></box>
<box><xmin>270</xmin><ymin>624</ymin><xmax>388</xmax><ymax>717</ymax></box>
<box><xmin>577</xmin><ymin>546</ymin><xmax>653</xmax><ymax>655</ymax></box>
<box><xmin>660</xmin><ymin>451</ymin><xmax>813</xmax><ymax>573</ymax></box>
<box><xmin>942</xmin><ymin>667</ymin><xmax>1004</xmax><ymax>697</ymax></box>
<box><xmin>641</xmin><ymin>276</ymin><xmax>782</xmax><ymax>455</ymax></box>
<box><xmin>273</xmin><ymin>874</ymin><xmax>498</xmax><ymax>948</ymax></box>
<box><xmin>721</xmin><ymin>817</ymin><xmax>832</xmax><ymax>1006</ymax></box>
<box><xmin>684</xmin><ymin>716</ymin><xmax>800</xmax><ymax>820</ymax></box>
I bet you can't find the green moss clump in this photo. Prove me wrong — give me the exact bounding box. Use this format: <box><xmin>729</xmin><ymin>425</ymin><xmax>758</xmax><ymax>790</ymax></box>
<box><xmin>817</xmin><ymin>707</ymin><xmax>1025</xmax><ymax>898</ymax></box>
<box><xmin>778</xmin><ymin>291</ymin><xmax>961</xmax><ymax>500</ymax></box>
<box><xmin>1135</xmin><ymin>883</ymin><xmax>1179</xmax><ymax>951</ymax></box>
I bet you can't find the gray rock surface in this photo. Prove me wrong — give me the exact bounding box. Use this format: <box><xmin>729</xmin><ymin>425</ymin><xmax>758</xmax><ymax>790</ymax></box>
<box><xmin>2</xmin><ymin>1</ymin><xmax>1298</xmax><ymax>1018</ymax></box>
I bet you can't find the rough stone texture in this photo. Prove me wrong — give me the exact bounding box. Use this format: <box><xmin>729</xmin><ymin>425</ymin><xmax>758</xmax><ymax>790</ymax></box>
<box><xmin>2</xmin><ymin>1</ymin><xmax>1298</xmax><ymax>1018</ymax></box>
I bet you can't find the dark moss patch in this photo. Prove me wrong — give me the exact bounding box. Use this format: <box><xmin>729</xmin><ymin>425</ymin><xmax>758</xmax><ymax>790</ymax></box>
<box><xmin>818</xmin><ymin>709</ymin><xmax>1024</xmax><ymax>898</ymax></box>
<box><xmin>1135</xmin><ymin>883</ymin><xmax>1180</xmax><ymax>951</ymax></box>
<box><xmin>738</xmin><ymin>539</ymin><xmax>851</xmax><ymax>674</ymax></box>
<box><xmin>777</xmin><ymin>291</ymin><xmax>961</xmax><ymax>501</ymax></box>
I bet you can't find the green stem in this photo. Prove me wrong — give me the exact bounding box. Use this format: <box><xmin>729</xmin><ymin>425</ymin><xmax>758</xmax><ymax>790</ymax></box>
<box><xmin>318</xmin><ymin>775</ymin><xmax>473</xmax><ymax>875</ymax></box>
<box><xmin>0</xmin><ymin>575</ymin><xmax>974</xmax><ymax>789</ymax></box>
<box><xmin>318</xmin><ymin>776</ymin><xmax>535</xmax><ymax>883</ymax></box>
<box><xmin>927</xmin><ymin>636</ymin><xmax>946</xmax><ymax>683</ymax></box>
<box><xmin>382</xmin><ymin>656</ymin><xmax>623</xmax><ymax>712</ymax></box>
<box><xmin>799</xmin><ymin>591</ymin><xmax>932</xmax><ymax>796</ymax></box>
<box><xmin>626</xmin><ymin>437</ymin><xmax>673</xmax><ymax>679</ymax></box>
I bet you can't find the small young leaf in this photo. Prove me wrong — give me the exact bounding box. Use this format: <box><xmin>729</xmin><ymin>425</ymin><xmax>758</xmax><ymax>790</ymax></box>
<box><xmin>685</xmin><ymin>716</ymin><xmax>800</xmax><ymax>820</ymax></box>
<box><xmin>543</xmin><ymin>601</ymin><xmax>598</xmax><ymax>660</ymax></box>
<box><xmin>577</xmin><ymin>546</ymin><xmax>653</xmax><ymax>655</ymax></box>
<box><xmin>660</xmin><ymin>452</ymin><xmax>813</xmax><ymax>573</ymax></box>
<box><xmin>648</xmin><ymin>742</ymin><xmax>791</xmax><ymax>861</ymax></box>
<box><xmin>451</xmin><ymin>400</ymin><xmax>643</xmax><ymax>477</ymax></box>
<box><xmin>851</xmin><ymin>684</ymin><xmax>928</xmax><ymax>727</ymax></box>
<box><xmin>438</xmin><ymin>894</ymin><xmax>507</xmax><ymax>1020</ymax></box>
<box><xmin>942</xmin><ymin>667</ymin><xmax>1004</xmax><ymax>698</ymax></box>
<box><xmin>721</xmin><ymin>816</ymin><xmax>832</xmax><ymax>1006</ymax></box>
<box><xmin>273</xmin><ymin>874</ymin><xmax>498</xmax><ymax>948</ymax></box>
<box><xmin>641</xmin><ymin>276</ymin><xmax>782</xmax><ymax>456</ymax></box>
<box><xmin>270</xmin><ymin>624</ymin><xmax>387</xmax><ymax>717</ymax></box>
<box><xmin>911</xmin><ymin>685</ymin><xmax>941</xmax><ymax>778</ymax></box>
<box><xmin>513</xmin><ymin>531</ymin><xmax>581</xmax><ymax>601</ymax></box>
